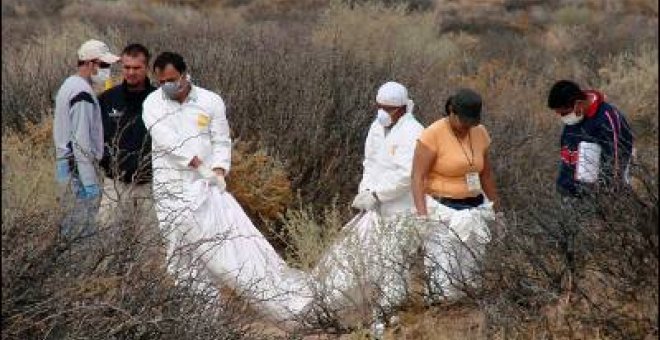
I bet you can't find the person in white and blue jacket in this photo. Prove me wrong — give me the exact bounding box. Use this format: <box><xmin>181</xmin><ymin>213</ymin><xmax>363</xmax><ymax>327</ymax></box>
<box><xmin>547</xmin><ymin>80</ymin><xmax>634</xmax><ymax>199</ymax></box>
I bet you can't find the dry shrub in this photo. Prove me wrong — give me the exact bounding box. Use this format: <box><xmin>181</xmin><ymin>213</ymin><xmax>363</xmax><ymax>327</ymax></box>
<box><xmin>347</xmin><ymin>0</ymin><xmax>434</xmax><ymax>11</ymax></box>
<box><xmin>228</xmin><ymin>141</ymin><xmax>294</xmax><ymax>223</ymax></box>
<box><xmin>1</xmin><ymin>204</ymin><xmax>268</xmax><ymax>339</ymax></box>
<box><xmin>596</xmin><ymin>44</ymin><xmax>659</xmax><ymax>197</ymax></box>
<box><xmin>312</xmin><ymin>2</ymin><xmax>461</xmax><ymax>70</ymax></box>
<box><xmin>553</xmin><ymin>5</ymin><xmax>599</xmax><ymax>26</ymax></box>
<box><xmin>0</xmin><ymin>0</ymin><xmax>67</xmax><ymax>18</ymax></box>
<box><xmin>389</xmin><ymin>305</ymin><xmax>486</xmax><ymax>340</ymax></box>
<box><xmin>2</xmin><ymin>0</ymin><xmax>658</xmax><ymax>338</ymax></box>
<box><xmin>625</xmin><ymin>0</ymin><xmax>660</xmax><ymax>14</ymax></box>
<box><xmin>276</xmin><ymin>200</ymin><xmax>345</xmax><ymax>270</ymax></box>
<box><xmin>2</xmin><ymin>120</ymin><xmax>59</xmax><ymax>219</ymax></box>
<box><xmin>241</xmin><ymin>0</ymin><xmax>329</xmax><ymax>22</ymax></box>
<box><xmin>60</xmin><ymin>1</ymin><xmax>157</xmax><ymax>28</ymax></box>
<box><xmin>598</xmin><ymin>44</ymin><xmax>658</xmax><ymax>143</ymax></box>
<box><xmin>58</xmin><ymin>0</ymin><xmax>245</xmax><ymax>38</ymax></box>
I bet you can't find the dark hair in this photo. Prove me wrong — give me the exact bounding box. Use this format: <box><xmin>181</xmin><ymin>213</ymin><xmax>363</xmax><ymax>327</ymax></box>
<box><xmin>122</xmin><ymin>43</ymin><xmax>151</xmax><ymax>63</ymax></box>
<box><xmin>447</xmin><ymin>88</ymin><xmax>482</xmax><ymax>125</ymax></box>
<box><xmin>444</xmin><ymin>97</ymin><xmax>452</xmax><ymax>116</ymax></box>
<box><xmin>547</xmin><ymin>80</ymin><xmax>586</xmax><ymax>109</ymax></box>
<box><xmin>153</xmin><ymin>52</ymin><xmax>187</xmax><ymax>73</ymax></box>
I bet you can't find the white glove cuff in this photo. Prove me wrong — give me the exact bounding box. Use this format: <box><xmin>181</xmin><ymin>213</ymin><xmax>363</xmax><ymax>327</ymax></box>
<box><xmin>198</xmin><ymin>165</ymin><xmax>215</xmax><ymax>180</ymax></box>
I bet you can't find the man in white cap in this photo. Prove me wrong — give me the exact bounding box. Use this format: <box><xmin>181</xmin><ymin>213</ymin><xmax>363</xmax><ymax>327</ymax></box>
<box><xmin>53</xmin><ymin>39</ymin><xmax>120</xmax><ymax>241</ymax></box>
<box><xmin>352</xmin><ymin>81</ymin><xmax>425</xmax><ymax>216</ymax></box>
<box><xmin>311</xmin><ymin>81</ymin><xmax>431</xmax><ymax>337</ymax></box>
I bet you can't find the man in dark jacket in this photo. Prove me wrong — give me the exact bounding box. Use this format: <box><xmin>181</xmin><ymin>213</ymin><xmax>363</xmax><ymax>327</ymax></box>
<box><xmin>547</xmin><ymin>80</ymin><xmax>636</xmax><ymax>296</ymax></box>
<box><xmin>547</xmin><ymin>80</ymin><xmax>635</xmax><ymax>199</ymax></box>
<box><xmin>98</xmin><ymin>43</ymin><xmax>157</xmax><ymax>226</ymax></box>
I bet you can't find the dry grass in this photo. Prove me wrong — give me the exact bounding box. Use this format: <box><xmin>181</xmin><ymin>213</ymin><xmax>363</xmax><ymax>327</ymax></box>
<box><xmin>2</xmin><ymin>0</ymin><xmax>658</xmax><ymax>338</ymax></box>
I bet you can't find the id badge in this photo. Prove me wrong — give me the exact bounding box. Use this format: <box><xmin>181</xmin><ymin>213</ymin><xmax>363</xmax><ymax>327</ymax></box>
<box><xmin>466</xmin><ymin>171</ymin><xmax>482</xmax><ymax>193</ymax></box>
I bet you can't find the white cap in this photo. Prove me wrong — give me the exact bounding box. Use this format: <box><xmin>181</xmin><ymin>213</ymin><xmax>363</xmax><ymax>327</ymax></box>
<box><xmin>376</xmin><ymin>81</ymin><xmax>408</xmax><ymax>106</ymax></box>
<box><xmin>77</xmin><ymin>39</ymin><xmax>120</xmax><ymax>63</ymax></box>
<box><xmin>376</xmin><ymin>81</ymin><xmax>414</xmax><ymax>114</ymax></box>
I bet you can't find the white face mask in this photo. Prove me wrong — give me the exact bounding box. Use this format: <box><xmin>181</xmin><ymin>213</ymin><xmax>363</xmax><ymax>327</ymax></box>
<box><xmin>161</xmin><ymin>74</ymin><xmax>191</xmax><ymax>99</ymax></box>
<box><xmin>377</xmin><ymin>109</ymin><xmax>393</xmax><ymax>127</ymax></box>
<box><xmin>91</xmin><ymin>68</ymin><xmax>111</xmax><ymax>84</ymax></box>
<box><xmin>561</xmin><ymin>112</ymin><xmax>584</xmax><ymax>125</ymax></box>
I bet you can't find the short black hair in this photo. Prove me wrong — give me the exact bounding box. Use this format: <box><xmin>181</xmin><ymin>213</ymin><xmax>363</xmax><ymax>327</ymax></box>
<box><xmin>444</xmin><ymin>97</ymin><xmax>452</xmax><ymax>116</ymax></box>
<box><xmin>448</xmin><ymin>88</ymin><xmax>482</xmax><ymax>125</ymax></box>
<box><xmin>122</xmin><ymin>43</ymin><xmax>151</xmax><ymax>63</ymax></box>
<box><xmin>547</xmin><ymin>80</ymin><xmax>586</xmax><ymax>109</ymax></box>
<box><xmin>152</xmin><ymin>52</ymin><xmax>187</xmax><ymax>74</ymax></box>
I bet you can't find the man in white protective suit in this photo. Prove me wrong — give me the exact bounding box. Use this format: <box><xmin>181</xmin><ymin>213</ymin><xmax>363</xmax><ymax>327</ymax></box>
<box><xmin>310</xmin><ymin>81</ymin><xmax>436</xmax><ymax>336</ymax></box>
<box><xmin>142</xmin><ymin>52</ymin><xmax>311</xmax><ymax>325</ymax></box>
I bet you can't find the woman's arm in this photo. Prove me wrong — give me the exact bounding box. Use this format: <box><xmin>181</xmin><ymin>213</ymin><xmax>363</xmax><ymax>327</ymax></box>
<box><xmin>412</xmin><ymin>141</ymin><xmax>436</xmax><ymax>216</ymax></box>
<box><xmin>480</xmin><ymin>151</ymin><xmax>500</xmax><ymax>211</ymax></box>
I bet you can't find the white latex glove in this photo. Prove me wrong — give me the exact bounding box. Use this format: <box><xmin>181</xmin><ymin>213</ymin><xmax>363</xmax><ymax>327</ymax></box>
<box><xmin>351</xmin><ymin>190</ymin><xmax>378</xmax><ymax>211</ymax></box>
<box><xmin>215</xmin><ymin>174</ymin><xmax>226</xmax><ymax>193</ymax></box>
<box><xmin>197</xmin><ymin>166</ymin><xmax>226</xmax><ymax>193</ymax></box>
<box><xmin>412</xmin><ymin>214</ymin><xmax>436</xmax><ymax>235</ymax></box>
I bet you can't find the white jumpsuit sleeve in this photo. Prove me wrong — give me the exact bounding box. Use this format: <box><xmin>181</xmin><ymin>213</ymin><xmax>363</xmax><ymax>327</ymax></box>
<box><xmin>142</xmin><ymin>98</ymin><xmax>196</xmax><ymax>170</ymax></box>
<box><xmin>358</xmin><ymin>123</ymin><xmax>377</xmax><ymax>193</ymax></box>
<box><xmin>208</xmin><ymin>95</ymin><xmax>232</xmax><ymax>174</ymax></box>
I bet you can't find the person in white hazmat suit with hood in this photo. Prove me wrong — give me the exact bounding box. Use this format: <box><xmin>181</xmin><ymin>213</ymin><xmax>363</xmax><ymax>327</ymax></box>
<box><xmin>142</xmin><ymin>52</ymin><xmax>311</xmax><ymax>324</ymax></box>
<box><xmin>311</xmin><ymin>81</ymin><xmax>437</xmax><ymax>333</ymax></box>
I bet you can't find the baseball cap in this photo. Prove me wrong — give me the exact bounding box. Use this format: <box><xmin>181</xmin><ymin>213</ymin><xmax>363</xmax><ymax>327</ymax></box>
<box><xmin>77</xmin><ymin>39</ymin><xmax>120</xmax><ymax>64</ymax></box>
<box><xmin>451</xmin><ymin>88</ymin><xmax>482</xmax><ymax>125</ymax></box>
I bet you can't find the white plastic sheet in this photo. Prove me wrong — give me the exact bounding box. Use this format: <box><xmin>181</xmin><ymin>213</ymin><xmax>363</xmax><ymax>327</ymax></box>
<box><xmin>173</xmin><ymin>180</ymin><xmax>312</xmax><ymax>322</ymax></box>
<box><xmin>312</xmin><ymin>211</ymin><xmax>417</xmax><ymax>313</ymax></box>
<box><xmin>423</xmin><ymin>201</ymin><xmax>495</xmax><ymax>301</ymax></box>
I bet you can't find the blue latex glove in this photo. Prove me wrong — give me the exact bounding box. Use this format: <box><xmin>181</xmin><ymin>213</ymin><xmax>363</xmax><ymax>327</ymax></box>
<box><xmin>79</xmin><ymin>184</ymin><xmax>101</xmax><ymax>200</ymax></box>
<box><xmin>55</xmin><ymin>159</ymin><xmax>71</xmax><ymax>184</ymax></box>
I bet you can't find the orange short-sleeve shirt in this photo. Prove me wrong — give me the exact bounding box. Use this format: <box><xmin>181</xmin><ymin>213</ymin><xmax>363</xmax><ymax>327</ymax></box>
<box><xmin>418</xmin><ymin>117</ymin><xmax>491</xmax><ymax>199</ymax></box>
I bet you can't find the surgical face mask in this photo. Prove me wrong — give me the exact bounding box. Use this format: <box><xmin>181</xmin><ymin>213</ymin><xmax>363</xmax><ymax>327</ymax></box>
<box><xmin>162</xmin><ymin>74</ymin><xmax>189</xmax><ymax>99</ymax></box>
<box><xmin>560</xmin><ymin>112</ymin><xmax>584</xmax><ymax>125</ymax></box>
<box><xmin>377</xmin><ymin>109</ymin><xmax>393</xmax><ymax>127</ymax></box>
<box><xmin>558</xmin><ymin>101</ymin><xmax>585</xmax><ymax>125</ymax></box>
<box><xmin>91</xmin><ymin>67</ymin><xmax>111</xmax><ymax>84</ymax></box>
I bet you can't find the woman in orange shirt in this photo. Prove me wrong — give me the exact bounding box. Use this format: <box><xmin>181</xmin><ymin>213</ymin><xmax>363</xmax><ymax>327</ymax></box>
<box><xmin>412</xmin><ymin>88</ymin><xmax>500</xmax><ymax>216</ymax></box>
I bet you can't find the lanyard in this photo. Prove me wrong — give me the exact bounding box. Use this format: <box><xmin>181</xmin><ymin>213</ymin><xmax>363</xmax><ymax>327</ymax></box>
<box><xmin>451</xmin><ymin>127</ymin><xmax>475</xmax><ymax>167</ymax></box>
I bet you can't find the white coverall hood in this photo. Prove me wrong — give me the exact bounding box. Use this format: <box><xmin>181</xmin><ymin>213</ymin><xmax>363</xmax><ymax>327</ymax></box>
<box><xmin>376</xmin><ymin>81</ymin><xmax>414</xmax><ymax>115</ymax></box>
